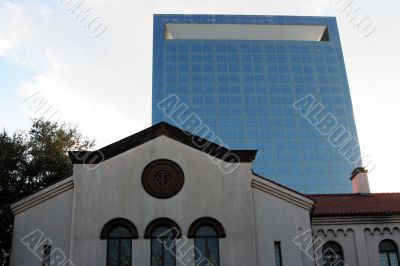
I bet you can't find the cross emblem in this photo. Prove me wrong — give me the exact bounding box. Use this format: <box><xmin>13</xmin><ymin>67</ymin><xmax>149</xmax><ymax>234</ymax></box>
<box><xmin>154</xmin><ymin>170</ymin><xmax>172</xmax><ymax>190</ymax></box>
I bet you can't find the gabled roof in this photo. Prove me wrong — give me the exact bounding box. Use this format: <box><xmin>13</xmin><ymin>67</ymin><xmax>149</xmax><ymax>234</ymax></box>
<box><xmin>308</xmin><ymin>193</ymin><xmax>400</xmax><ymax>217</ymax></box>
<box><xmin>68</xmin><ymin>122</ymin><xmax>257</xmax><ymax>164</ymax></box>
<box><xmin>251</xmin><ymin>171</ymin><xmax>314</xmax><ymax>211</ymax></box>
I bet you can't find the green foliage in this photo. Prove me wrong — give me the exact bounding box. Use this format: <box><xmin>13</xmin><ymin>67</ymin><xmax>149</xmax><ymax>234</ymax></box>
<box><xmin>0</xmin><ymin>118</ymin><xmax>94</xmax><ymax>265</ymax></box>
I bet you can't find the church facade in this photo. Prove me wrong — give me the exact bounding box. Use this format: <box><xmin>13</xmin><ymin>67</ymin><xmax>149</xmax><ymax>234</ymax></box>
<box><xmin>9</xmin><ymin>123</ymin><xmax>400</xmax><ymax>266</ymax></box>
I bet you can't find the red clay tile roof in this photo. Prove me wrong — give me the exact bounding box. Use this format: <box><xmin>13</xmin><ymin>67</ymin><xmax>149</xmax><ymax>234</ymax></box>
<box><xmin>307</xmin><ymin>193</ymin><xmax>400</xmax><ymax>217</ymax></box>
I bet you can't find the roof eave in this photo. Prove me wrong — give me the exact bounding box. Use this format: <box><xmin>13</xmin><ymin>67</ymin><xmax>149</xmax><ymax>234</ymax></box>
<box><xmin>68</xmin><ymin>122</ymin><xmax>258</xmax><ymax>164</ymax></box>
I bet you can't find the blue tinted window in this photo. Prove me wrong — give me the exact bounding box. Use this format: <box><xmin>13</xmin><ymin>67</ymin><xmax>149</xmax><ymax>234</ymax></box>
<box><xmin>195</xmin><ymin>226</ymin><xmax>220</xmax><ymax>266</ymax></box>
<box><xmin>151</xmin><ymin>226</ymin><xmax>176</xmax><ymax>266</ymax></box>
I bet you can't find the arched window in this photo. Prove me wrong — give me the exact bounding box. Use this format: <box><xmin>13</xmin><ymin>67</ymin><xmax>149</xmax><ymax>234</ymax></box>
<box><xmin>379</xmin><ymin>239</ymin><xmax>399</xmax><ymax>266</ymax></box>
<box><xmin>144</xmin><ymin>218</ymin><xmax>181</xmax><ymax>266</ymax></box>
<box><xmin>322</xmin><ymin>241</ymin><xmax>344</xmax><ymax>266</ymax></box>
<box><xmin>101</xmin><ymin>218</ymin><xmax>138</xmax><ymax>266</ymax></box>
<box><xmin>188</xmin><ymin>217</ymin><xmax>226</xmax><ymax>266</ymax></box>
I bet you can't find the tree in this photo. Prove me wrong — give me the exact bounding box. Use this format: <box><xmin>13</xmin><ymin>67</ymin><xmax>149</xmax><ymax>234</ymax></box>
<box><xmin>0</xmin><ymin>118</ymin><xmax>94</xmax><ymax>265</ymax></box>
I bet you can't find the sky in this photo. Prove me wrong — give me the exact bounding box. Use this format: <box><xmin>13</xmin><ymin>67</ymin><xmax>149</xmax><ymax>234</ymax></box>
<box><xmin>0</xmin><ymin>0</ymin><xmax>399</xmax><ymax>192</ymax></box>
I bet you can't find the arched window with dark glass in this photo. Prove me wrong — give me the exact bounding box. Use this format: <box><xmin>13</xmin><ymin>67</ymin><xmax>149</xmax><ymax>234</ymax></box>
<box><xmin>379</xmin><ymin>239</ymin><xmax>399</xmax><ymax>266</ymax></box>
<box><xmin>322</xmin><ymin>241</ymin><xmax>344</xmax><ymax>266</ymax></box>
<box><xmin>101</xmin><ymin>218</ymin><xmax>139</xmax><ymax>266</ymax></box>
<box><xmin>144</xmin><ymin>218</ymin><xmax>181</xmax><ymax>266</ymax></box>
<box><xmin>188</xmin><ymin>217</ymin><xmax>226</xmax><ymax>266</ymax></box>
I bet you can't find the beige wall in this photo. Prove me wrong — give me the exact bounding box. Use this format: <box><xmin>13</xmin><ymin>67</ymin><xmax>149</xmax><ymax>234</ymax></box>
<box><xmin>10</xmin><ymin>187</ymin><xmax>73</xmax><ymax>266</ymax></box>
<box><xmin>69</xmin><ymin>136</ymin><xmax>258</xmax><ymax>266</ymax></box>
<box><xmin>313</xmin><ymin>217</ymin><xmax>400</xmax><ymax>266</ymax></box>
<box><xmin>252</xmin><ymin>187</ymin><xmax>314</xmax><ymax>266</ymax></box>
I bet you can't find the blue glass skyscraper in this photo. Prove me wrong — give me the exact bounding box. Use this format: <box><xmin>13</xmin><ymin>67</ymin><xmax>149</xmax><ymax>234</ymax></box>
<box><xmin>152</xmin><ymin>15</ymin><xmax>362</xmax><ymax>193</ymax></box>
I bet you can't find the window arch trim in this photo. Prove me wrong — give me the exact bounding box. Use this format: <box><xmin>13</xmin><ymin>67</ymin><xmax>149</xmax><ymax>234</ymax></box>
<box><xmin>144</xmin><ymin>217</ymin><xmax>182</xmax><ymax>239</ymax></box>
<box><xmin>322</xmin><ymin>241</ymin><xmax>344</xmax><ymax>266</ymax></box>
<box><xmin>100</xmin><ymin>218</ymin><xmax>139</xmax><ymax>239</ymax></box>
<box><xmin>379</xmin><ymin>239</ymin><xmax>399</xmax><ymax>252</ymax></box>
<box><xmin>322</xmin><ymin>241</ymin><xmax>343</xmax><ymax>253</ymax></box>
<box><xmin>188</xmin><ymin>217</ymin><xmax>226</xmax><ymax>238</ymax></box>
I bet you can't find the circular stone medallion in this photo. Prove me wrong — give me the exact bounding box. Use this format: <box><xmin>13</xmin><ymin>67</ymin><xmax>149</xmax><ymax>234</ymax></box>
<box><xmin>141</xmin><ymin>159</ymin><xmax>184</xmax><ymax>199</ymax></box>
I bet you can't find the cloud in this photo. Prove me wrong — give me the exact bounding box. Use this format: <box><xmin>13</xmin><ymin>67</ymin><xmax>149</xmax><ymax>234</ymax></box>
<box><xmin>1</xmin><ymin>0</ymin><xmax>399</xmax><ymax>192</ymax></box>
<box><xmin>1</xmin><ymin>0</ymin><xmax>152</xmax><ymax>145</ymax></box>
<box><xmin>0</xmin><ymin>0</ymin><xmax>332</xmax><ymax>145</ymax></box>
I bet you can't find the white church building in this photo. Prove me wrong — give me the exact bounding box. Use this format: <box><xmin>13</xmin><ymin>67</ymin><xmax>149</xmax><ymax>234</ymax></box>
<box><xmin>9</xmin><ymin>122</ymin><xmax>400</xmax><ymax>266</ymax></box>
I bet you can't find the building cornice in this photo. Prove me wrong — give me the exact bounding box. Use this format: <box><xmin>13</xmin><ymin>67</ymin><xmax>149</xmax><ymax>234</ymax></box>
<box><xmin>251</xmin><ymin>178</ymin><xmax>314</xmax><ymax>211</ymax></box>
<box><xmin>11</xmin><ymin>177</ymin><xmax>74</xmax><ymax>215</ymax></box>
<box><xmin>312</xmin><ymin>215</ymin><xmax>400</xmax><ymax>226</ymax></box>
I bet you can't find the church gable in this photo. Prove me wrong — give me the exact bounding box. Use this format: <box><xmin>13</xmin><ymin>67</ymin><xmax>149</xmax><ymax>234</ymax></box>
<box><xmin>68</xmin><ymin>132</ymin><xmax>260</xmax><ymax>265</ymax></box>
<box><xmin>68</xmin><ymin>122</ymin><xmax>257</xmax><ymax>165</ymax></box>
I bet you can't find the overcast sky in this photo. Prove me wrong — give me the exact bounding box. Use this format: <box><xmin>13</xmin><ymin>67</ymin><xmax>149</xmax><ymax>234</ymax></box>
<box><xmin>0</xmin><ymin>0</ymin><xmax>399</xmax><ymax>192</ymax></box>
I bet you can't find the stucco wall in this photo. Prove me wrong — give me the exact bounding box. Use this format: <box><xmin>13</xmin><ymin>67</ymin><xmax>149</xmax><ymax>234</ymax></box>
<box><xmin>313</xmin><ymin>219</ymin><xmax>400</xmax><ymax>266</ymax></box>
<box><xmin>10</xmin><ymin>188</ymin><xmax>73</xmax><ymax>266</ymax></box>
<box><xmin>364</xmin><ymin>226</ymin><xmax>400</xmax><ymax>265</ymax></box>
<box><xmin>69</xmin><ymin>136</ymin><xmax>258</xmax><ymax>266</ymax></box>
<box><xmin>313</xmin><ymin>226</ymin><xmax>359</xmax><ymax>265</ymax></box>
<box><xmin>252</xmin><ymin>187</ymin><xmax>314</xmax><ymax>266</ymax></box>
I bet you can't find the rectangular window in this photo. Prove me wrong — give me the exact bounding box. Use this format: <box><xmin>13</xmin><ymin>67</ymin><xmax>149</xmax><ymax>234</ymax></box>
<box><xmin>274</xmin><ymin>241</ymin><xmax>283</xmax><ymax>266</ymax></box>
<box><xmin>165</xmin><ymin>24</ymin><xmax>329</xmax><ymax>41</ymax></box>
<box><xmin>42</xmin><ymin>244</ymin><xmax>51</xmax><ymax>266</ymax></box>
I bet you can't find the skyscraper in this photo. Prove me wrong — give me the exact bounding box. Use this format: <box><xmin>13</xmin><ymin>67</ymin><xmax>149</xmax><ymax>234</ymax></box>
<box><xmin>152</xmin><ymin>14</ymin><xmax>362</xmax><ymax>193</ymax></box>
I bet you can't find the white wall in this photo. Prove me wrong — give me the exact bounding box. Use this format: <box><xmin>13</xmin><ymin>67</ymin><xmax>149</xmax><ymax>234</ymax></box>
<box><xmin>10</xmin><ymin>189</ymin><xmax>73</xmax><ymax>266</ymax></box>
<box><xmin>313</xmin><ymin>220</ymin><xmax>400</xmax><ymax>266</ymax></box>
<box><xmin>365</xmin><ymin>227</ymin><xmax>400</xmax><ymax>266</ymax></box>
<box><xmin>252</xmin><ymin>187</ymin><xmax>314</xmax><ymax>266</ymax></box>
<box><xmin>314</xmin><ymin>227</ymin><xmax>359</xmax><ymax>265</ymax></box>
<box><xmin>69</xmin><ymin>136</ymin><xmax>258</xmax><ymax>266</ymax></box>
